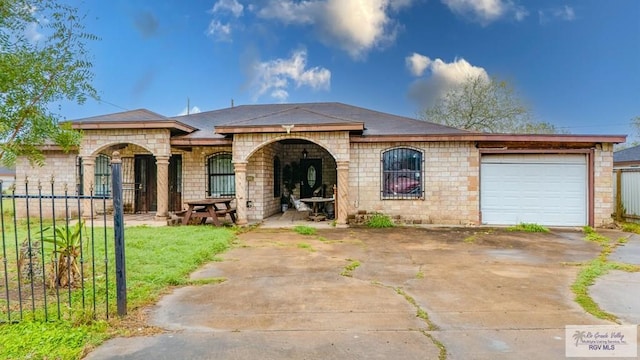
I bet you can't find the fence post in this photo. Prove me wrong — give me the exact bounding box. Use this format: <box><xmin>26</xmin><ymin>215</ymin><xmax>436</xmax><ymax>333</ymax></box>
<box><xmin>615</xmin><ymin>169</ymin><xmax>623</xmax><ymax>222</ymax></box>
<box><xmin>111</xmin><ymin>151</ymin><xmax>127</xmax><ymax>316</ymax></box>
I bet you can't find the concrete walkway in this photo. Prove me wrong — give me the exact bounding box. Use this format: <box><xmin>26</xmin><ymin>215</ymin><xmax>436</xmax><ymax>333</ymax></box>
<box><xmin>83</xmin><ymin>227</ymin><xmax>640</xmax><ymax>360</ymax></box>
<box><xmin>591</xmin><ymin>233</ymin><xmax>640</xmax><ymax>325</ymax></box>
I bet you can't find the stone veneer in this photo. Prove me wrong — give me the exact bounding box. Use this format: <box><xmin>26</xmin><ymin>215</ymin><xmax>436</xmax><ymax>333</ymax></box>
<box><xmin>12</xmin><ymin>127</ymin><xmax>616</xmax><ymax>226</ymax></box>
<box><xmin>593</xmin><ymin>144</ymin><xmax>614</xmax><ymax>226</ymax></box>
<box><xmin>349</xmin><ymin>141</ymin><xmax>480</xmax><ymax>225</ymax></box>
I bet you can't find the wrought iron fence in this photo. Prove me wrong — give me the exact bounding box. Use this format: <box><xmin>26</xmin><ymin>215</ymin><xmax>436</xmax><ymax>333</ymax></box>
<box><xmin>0</xmin><ymin>180</ymin><xmax>114</xmax><ymax>323</ymax></box>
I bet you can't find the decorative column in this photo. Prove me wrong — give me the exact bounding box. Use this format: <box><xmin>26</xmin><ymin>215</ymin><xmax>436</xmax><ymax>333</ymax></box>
<box><xmin>336</xmin><ymin>161</ymin><xmax>349</xmax><ymax>225</ymax></box>
<box><xmin>82</xmin><ymin>156</ymin><xmax>95</xmax><ymax>219</ymax></box>
<box><xmin>155</xmin><ymin>155</ymin><xmax>170</xmax><ymax>220</ymax></box>
<box><xmin>234</xmin><ymin>161</ymin><xmax>248</xmax><ymax>225</ymax></box>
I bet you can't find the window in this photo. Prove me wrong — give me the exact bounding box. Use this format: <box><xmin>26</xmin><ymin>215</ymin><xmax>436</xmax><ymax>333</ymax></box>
<box><xmin>207</xmin><ymin>153</ymin><xmax>235</xmax><ymax>197</ymax></box>
<box><xmin>381</xmin><ymin>147</ymin><xmax>423</xmax><ymax>199</ymax></box>
<box><xmin>94</xmin><ymin>154</ymin><xmax>111</xmax><ymax>196</ymax></box>
<box><xmin>273</xmin><ymin>156</ymin><xmax>281</xmax><ymax>198</ymax></box>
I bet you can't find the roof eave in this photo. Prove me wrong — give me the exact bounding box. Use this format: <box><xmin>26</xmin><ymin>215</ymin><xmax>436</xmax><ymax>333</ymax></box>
<box><xmin>170</xmin><ymin>138</ymin><xmax>232</xmax><ymax>146</ymax></box>
<box><xmin>351</xmin><ymin>133</ymin><xmax>627</xmax><ymax>143</ymax></box>
<box><xmin>215</xmin><ymin>122</ymin><xmax>365</xmax><ymax>135</ymax></box>
<box><xmin>70</xmin><ymin>120</ymin><xmax>197</xmax><ymax>133</ymax></box>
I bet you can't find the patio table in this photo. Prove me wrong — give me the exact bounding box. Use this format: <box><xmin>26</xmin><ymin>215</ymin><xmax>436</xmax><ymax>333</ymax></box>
<box><xmin>300</xmin><ymin>197</ymin><xmax>334</xmax><ymax>221</ymax></box>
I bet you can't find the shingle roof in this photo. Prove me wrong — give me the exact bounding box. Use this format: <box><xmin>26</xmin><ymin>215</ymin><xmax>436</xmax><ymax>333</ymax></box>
<box><xmin>72</xmin><ymin>109</ymin><xmax>168</xmax><ymax>122</ymax></box>
<box><xmin>614</xmin><ymin>144</ymin><xmax>640</xmax><ymax>163</ymax></box>
<box><xmin>171</xmin><ymin>102</ymin><xmax>468</xmax><ymax>139</ymax></box>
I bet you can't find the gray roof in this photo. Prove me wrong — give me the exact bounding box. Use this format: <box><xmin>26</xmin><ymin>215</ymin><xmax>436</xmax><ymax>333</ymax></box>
<box><xmin>171</xmin><ymin>102</ymin><xmax>468</xmax><ymax>139</ymax></box>
<box><xmin>614</xmin><ymin>144</ymin><xmax>640</xmax><ymax>163</ymax></box>
<box><xmin>72</xmin><ymin>109</ymin><xmax>168</xmax><ymax>122</ymax></box>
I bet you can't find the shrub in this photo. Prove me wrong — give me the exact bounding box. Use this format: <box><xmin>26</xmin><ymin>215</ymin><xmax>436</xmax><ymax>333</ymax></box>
<box><xmin>507</xmin><ymin>223</ymin><xmax>549</xmax><ymax>233</ymax></box>
<box><xmin>366</xmin><ymin>213</ymin><xmax>395</xmax><ymax>228</ymax></box>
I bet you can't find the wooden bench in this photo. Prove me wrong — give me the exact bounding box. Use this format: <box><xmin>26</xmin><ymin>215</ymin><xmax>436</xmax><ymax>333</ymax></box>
<box><xmin>215</xmin><ymin>208</ymin><xmax>237</xmax><ymax>223</ymax></box>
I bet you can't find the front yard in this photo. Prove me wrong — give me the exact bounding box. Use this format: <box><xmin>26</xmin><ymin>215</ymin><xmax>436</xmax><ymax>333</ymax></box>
<box><xmin>0</xmin><ymin>225</ymin><xmax>235</xmax><ymax>359</ymax></box>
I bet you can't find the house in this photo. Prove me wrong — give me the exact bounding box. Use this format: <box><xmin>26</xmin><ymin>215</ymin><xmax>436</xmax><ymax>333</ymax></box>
<box><xmin>0</xmin><ymin>166</ymin><xmax>15</xmax><ymax>191</ymax></box>
<box><xmin>613</xmin><ymin>144</ymin><xmax>640</xmax><ymax>168</ymax></box>
<box><xmin>15</xmin><ymin>102</ymin><xmax>624</xmax><ymax>227</ymax></box>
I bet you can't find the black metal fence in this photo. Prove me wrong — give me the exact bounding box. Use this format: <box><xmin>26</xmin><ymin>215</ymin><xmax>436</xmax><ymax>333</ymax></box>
<box><xmin>0</xmin><ymin>178</ymin><xmax>119</xmax><ymax>323</ymax></box>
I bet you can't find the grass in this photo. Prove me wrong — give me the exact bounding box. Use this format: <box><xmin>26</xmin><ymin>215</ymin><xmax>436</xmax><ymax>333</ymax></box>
<box><xmin>340</xmin><ymin>259</ymin><xmax>360</xmax><ymax>277</ymax></box>
<box><xmin>395</xmin><ymin>287</ymin><xmax>446</xmax><ymax>359</ymax></box>
<box><xmin>293</xmin><ymin>225</ymin><xmax>316</xmax><ymax>235</ymax></box>
<box><xmin>365</xmin><ymin>213</ymin><xmax>394</xmax><ymax>228</ymax></box>
<box><xmin>570</xmin><ymin>225</ymin><xmax>640</xmax><ymax>322</ymax></box>
<box><xmin>0</xmin><ymin>225</ymin><xmax>235</xmax><ymax>359</ymax></box>
<box><xmin>507</xmin><ymin>223</ymin><xmax>549</xmax><ymax>233</ymax></box>
<box><xmin>620</xmin><ymin>222</ymin><xmax>640</xmax><ymax>234</ymax></box>
<box><xmin>463</xmin><ymin>234</ymin><xmax>477</xmax><ymax>243</ymax></box>
<box><xmin>297</xmin><ymin>242</ymin><xmax>315</xmax><ymax>252</ymax></box>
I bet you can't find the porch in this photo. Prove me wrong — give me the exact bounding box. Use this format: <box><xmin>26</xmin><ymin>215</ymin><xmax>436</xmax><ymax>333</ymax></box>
<box><xmin>116</xmin><ymin>210</ymin><xmax>336</xmax><ymax>229</ymax></box>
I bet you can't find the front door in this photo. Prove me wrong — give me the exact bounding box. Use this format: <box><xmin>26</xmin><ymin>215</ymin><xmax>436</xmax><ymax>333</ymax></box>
<box><xmin>169</xmin><ymin>155</ymin><xmax>182</xmax><ymax>212</ymax></box>
<box><xmin>300</xmin><ymin>159</ymin><xmax>322</xmax><ymax>198</ymax></box>
<box><xmin>134</xmin><ymin>155</ymin><xmax>157</xmax><ymax>213</ymax></box>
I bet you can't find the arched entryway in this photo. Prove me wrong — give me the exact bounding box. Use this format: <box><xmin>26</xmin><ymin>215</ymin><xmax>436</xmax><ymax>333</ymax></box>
<box><xmin>232</xmin><ymin>132</ymin><xmax>350</xmax><ymax>226</ymax></box>
<box><xmin>81</xmin><ymin>142</ymin><xmax>177</xmax><ymax>219</ymax></box>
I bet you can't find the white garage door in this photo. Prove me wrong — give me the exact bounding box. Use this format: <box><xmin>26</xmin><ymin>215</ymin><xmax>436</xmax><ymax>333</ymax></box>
<box><xmin>480</xmin><ymin>154</ymin><xmax>587</xmax><ymax>226</ymax></box>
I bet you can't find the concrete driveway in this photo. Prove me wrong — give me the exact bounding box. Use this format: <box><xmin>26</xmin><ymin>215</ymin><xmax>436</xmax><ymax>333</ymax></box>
<box><xmin>85</xmin><ymin>227</ymin><xmax>637</xmax><ymax>360</ymax></box>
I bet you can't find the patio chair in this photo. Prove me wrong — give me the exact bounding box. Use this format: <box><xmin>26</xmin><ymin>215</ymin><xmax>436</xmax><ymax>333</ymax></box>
<box><xmin>290</xmin><ymin>194</ymin><xmax>311</xmax><ymax>212</ymax></box>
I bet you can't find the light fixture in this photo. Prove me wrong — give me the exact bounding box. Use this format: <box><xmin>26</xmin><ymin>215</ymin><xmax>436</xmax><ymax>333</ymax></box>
<box><xmin>302</xmin><ymin>148</ymin><xmax>308</xmax><ymax>159</ymax></box>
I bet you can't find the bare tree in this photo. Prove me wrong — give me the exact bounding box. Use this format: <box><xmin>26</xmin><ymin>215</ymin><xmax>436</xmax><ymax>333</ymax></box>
<box><xmin>421</xmin><ymin>75</ymin><xmax>564</xmax><ymax>134</ymax></box>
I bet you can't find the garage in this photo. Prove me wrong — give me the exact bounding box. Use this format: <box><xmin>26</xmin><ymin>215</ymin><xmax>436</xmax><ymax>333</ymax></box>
<box><xmin>480</xmin><ymin>154</ymin><xmax>587</xmax><ymax>226</ymax></box>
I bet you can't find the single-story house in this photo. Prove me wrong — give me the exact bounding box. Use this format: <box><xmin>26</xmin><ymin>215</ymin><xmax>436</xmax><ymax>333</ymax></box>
<box><xmin>613</xmin><ymin>144</ymin><xmax>640</xmax><ymax>168</ymax></box>
<box><xmin>15</xmin><ymin>102</ymin><xmax>625</xmax><ymax>227</ymax></box>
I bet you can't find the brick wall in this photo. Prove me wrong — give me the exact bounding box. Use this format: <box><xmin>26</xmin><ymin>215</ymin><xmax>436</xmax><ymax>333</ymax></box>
<box><xmin>79</xmin><ymin>129</ymin><xmax>170</xmax><ymax>157</ymax></box>
<box><xmin>14</xmin><ymin>151</ymin><xmax>80</xmax><ymax>217</ymax></box>
<box><xmin>594</xmin><ymin>144</ymin><xmax>614</xmax><ymax>226</ymax></box>
<box><xmin>349</xmin><ymin>141</ymin><xmax>480</xmax><ymax>225</ymax></box>
<box><xmin>12</xmin><ymin>127</ymin><xmax>617</xmax><ymax>226</ymax></box>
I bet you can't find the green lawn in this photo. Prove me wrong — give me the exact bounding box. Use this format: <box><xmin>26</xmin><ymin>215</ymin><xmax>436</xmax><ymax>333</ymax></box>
<box><xmin>0</xmin><ymin>224</ymin><xmax>235</xmax><ymax>360</ymax></box>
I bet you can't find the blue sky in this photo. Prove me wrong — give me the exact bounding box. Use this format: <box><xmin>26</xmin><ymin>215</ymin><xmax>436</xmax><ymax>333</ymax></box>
<box><xmin>54</xmin><ymin>0</ymin><xmax>639</xmax><ymax>138</ymax></box>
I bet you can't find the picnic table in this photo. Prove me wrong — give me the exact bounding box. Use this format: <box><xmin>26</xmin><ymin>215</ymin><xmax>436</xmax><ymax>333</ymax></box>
<box><xmin>180</xmin><ymin>198</ymin><xmax>236</xmax><ymax>226</ymax></box>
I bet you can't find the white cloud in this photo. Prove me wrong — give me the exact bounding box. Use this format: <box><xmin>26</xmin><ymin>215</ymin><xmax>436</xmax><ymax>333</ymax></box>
<box><xmin>211</xmin><ymin>0</ymin><xmax>244</xmax><ymax>18</ymax></box>
<box><xmin>250</xmin><ymin>49</ymin><xmax>331</xmax><ymax>101</ymax></box>
<box><xmin>177</xmin><ymin>106</ymin><xmax>202</xmax><ymax>116</ymax></box>
<box><xmin>206</xmin><ymin>20</ymin><xmax>232</xmax><ymax>42</ymax></box>
<box><xmin>206</xmin><ymin>0</ymin><xmax>244</xmax><ymax>41</ymax></box>
<box><xmin>25</xmin><ymin>22</ymin><xmax>43</xmax><ymax>42</ymax></box>
<box><xmin>406</xmin><ymin>53</ymin><xmax>431</xmax><ymax>77</ymax></box>
<box><xmin>23</xmin><ymin>5</ymin><xmax>45</xmax><ymax>43</ymax></box>
<box><xmin>256</xmin><ymin>0</ymin><xmax>320</xmax><ymax>25</ymax></box>
<box><xmin>257</xmin><ymin>0</ymin><xmax>413</xmax><ymax>59</ymax></box>
<box><xmin>407</xmin><ymin>55</ymin><xmax>488</xmax><ymax>108</ymax></box>
<box><xmin>441</xmin><ymin>0</ymin><xmax>527</xmax><ymax>25</ymax></box>
<box><xmin>539</xmin><ymin>5</ymin><xmax>575</xmax><ymax>24</ymax></box>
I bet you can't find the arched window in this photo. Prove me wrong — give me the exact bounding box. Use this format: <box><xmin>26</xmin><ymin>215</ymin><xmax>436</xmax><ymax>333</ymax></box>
<box><xmin>207</xmin><ymin>153</ymin><xmax>235</xmax><ymax>197</ymax></box>
<box><xmin>94</xmin><ymin>154</ymin><xmax>111</xmax><ymax>196</ymax></box>
<box><xmin>273</xmin><ymin>156</ymin><xmax>281</xmax><ymax>198</ymax></box>
<box><xmin>381</xmin><ymin>147</ymin><xmax>423</xmax><ymax>199</ymax></box>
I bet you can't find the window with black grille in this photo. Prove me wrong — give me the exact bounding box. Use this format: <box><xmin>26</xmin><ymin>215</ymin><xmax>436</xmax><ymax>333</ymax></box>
<box><xmin>273</xmin><ymin>156</ymin><xmax>281</xmax><ymax>198</ymax></box>
<box><xmin>207</xmin><ymin>152</ymin><xmax>235</xmax><ymax>197</ymax></box>
<box><xmin>381</xmin><ymin>147</ymin><xmax>424</xmax><ymax>199</ymax></box>
<box><xmin>94</xmin><ymin>154</ymin><xmax>111</xmax><ymax>196</ymax></box>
